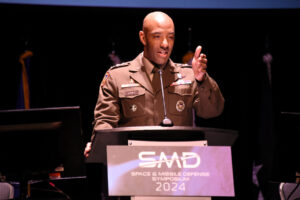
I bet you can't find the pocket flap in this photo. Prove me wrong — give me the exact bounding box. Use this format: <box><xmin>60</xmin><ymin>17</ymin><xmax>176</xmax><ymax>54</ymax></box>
<box><xmin>119</xmin><ymin>87</ymin><xmax>145</xmax><ymax>99</ymax></box>
<box><xmin>167</xmin><ymin>84</ymin><xmax>193</xmax><ymax>96</ymax></box>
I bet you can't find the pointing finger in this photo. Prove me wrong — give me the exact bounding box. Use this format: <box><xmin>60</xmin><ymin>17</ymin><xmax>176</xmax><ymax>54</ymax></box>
<box><xmin>194</xmin><ymin>45</ymin><xmax>202</xmax><ymax>59</ymax></box>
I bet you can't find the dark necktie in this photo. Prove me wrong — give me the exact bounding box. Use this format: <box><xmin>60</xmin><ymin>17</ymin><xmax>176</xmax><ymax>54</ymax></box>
<box><xmin>152</xmin><ymin>67</ymin><xmax>161</xmax><ymax>93</ymax></box>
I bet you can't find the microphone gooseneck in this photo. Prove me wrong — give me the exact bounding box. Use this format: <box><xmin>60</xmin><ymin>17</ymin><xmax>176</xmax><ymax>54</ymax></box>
<box><xmin>158</xmin><ymin>69</ymin><xmax>173</xmax><ymax>127</ymax></box>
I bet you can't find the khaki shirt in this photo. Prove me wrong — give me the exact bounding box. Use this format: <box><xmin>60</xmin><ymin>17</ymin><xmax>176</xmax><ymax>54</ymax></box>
<box><xmin>93</xmin><ymin>53</ymin><xmax>224</xmax><ymax>133</ymax></box>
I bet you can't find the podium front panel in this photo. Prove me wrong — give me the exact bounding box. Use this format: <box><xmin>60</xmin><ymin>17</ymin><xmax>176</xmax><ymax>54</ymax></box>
<box><xmin>107</xmin><ymin>146</ymin><xmax>234</xmax><ymax>197</ymax></box>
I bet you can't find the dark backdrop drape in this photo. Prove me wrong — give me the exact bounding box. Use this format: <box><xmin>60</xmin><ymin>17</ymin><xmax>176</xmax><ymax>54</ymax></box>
<box><xmin>0</xmin><ymin>4</ymin><xmax>299</xmax><ymax>199</ymax></box>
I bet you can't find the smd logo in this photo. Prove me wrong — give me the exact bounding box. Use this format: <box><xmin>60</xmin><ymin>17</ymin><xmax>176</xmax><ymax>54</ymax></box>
<box><xmin>138</xmin><ymin>151</ymin><xmax>201</xmax><ymax>168</ymax></box>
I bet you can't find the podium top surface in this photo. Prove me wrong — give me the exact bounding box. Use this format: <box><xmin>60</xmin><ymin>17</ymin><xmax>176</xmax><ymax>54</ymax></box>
<box><xmin>87</xmin><ymin>126</ymin><xmax>238</xmax><ymax>164</ymax></box>
<box><xmin>95</xmin><ymin>125</ymin><xmax>237</xmax><ymax>134</ymax></box>
<box><xmin>94</xmin><ymin>126</ymin><xmax>238</xmax><ymax>145</ymax></box>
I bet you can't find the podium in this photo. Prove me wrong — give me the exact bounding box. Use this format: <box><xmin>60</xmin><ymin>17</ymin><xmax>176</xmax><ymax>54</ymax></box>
<box><xmin>86</xmin><ymin>126</ymin><xmax>238</xmax><ymax>199</ymax></box>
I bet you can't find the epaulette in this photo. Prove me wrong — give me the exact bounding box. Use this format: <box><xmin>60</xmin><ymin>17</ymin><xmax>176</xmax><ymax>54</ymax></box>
<box><xmin>110</xmin><ymin>62</ymin><xmax>130</xmax><ymax>70</ymax></box>
<box><xmin>176</xmin><ymin>63</ymin><xmax>192</xmax><ymax>68</ymax></box>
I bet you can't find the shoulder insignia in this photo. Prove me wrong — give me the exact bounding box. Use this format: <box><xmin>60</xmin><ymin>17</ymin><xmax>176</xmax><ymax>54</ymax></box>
<box><xmin>110</xmin><ymin>62</ymin><xmax>130</xmax><ymax>70</ymax></box>
<box><xmin>100</xmin><ymin>71</ymin><xmax>110</xmax><ymax>87</ymax></box>
<box><xmin>176</xmin><ymin>63</ymin><xmax>192</xmax><ymax>68</ymax></box>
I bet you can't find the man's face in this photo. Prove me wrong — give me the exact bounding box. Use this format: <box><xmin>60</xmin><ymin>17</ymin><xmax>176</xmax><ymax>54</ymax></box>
<box><xmin>140</xmin><ymin>16</ymin><xmax>175</xmax><ymax>67</ymax></box>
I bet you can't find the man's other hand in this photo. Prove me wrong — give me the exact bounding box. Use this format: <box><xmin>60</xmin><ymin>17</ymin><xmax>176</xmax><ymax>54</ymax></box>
<box><xmin>84</xmin><ymin>142</ymin><xmax>92</xmax><ymax>158</ymax></box>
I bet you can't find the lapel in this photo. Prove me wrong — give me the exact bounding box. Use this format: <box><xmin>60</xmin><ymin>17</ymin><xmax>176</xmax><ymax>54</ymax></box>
<box><xmin>151</xmin><ymin>60</ymin><xmax>181</xmax><ymax>95</ymax></box>
<box><xmin>129</xmin><ymin>53</ymin><xmax>154</xmax><ymax>95</ymax></box>
<box><xmin>128</xmin><ymin>54</ymin><xmax>182</xmax><ymax>95</ymax></box>
<box><xmin>163</xmin><ymin>60</ymin><xmax>180</xmax><ymax>89</ymax></box>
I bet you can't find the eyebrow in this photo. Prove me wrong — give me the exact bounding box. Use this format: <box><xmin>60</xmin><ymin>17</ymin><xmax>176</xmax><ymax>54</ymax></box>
<box><xmin>151</xmin><ymin>31</ymin><xmax>175</xmax><ymax>35</ymax></box>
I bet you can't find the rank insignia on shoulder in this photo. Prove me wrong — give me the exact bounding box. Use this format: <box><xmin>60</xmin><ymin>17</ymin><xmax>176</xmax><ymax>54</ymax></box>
<box><xmin>110</xmin><ymin>62</ymin><xmax>130</xmax><ymax>70</ymax></box>
<box><xmin>101</xmin><ymin>72</ymin><xmax>110</xmax><ymax>87</ymax></box>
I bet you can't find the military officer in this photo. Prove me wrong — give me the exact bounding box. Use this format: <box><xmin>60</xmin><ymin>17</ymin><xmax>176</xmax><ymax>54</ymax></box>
<box><xmin>84</xmin><ymin>11</ymin><xmax>224</xmax><ymax>157</ymax></box>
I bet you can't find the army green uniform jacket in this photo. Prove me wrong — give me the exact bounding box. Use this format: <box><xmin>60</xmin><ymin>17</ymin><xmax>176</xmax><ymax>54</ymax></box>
<box><xmin>93</xmin><ymin>53</ymin><xmax>224</xmax><ymax>132</ymax></box>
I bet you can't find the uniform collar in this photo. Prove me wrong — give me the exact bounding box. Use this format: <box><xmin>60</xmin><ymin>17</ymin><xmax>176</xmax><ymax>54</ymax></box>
<box><xmin>129</xmin><ymin>52</ymin><xmax>180</xmax><ymax>73</ymax></box>
<box><xmin>128</xmin><ymin>52</ymin><xmax>181</xmax><ymax>95</ymax></box>
<box><xmin>128</xmin><ymin>52</ymin><xmax>144</xmax><ymax>72</ymax></box>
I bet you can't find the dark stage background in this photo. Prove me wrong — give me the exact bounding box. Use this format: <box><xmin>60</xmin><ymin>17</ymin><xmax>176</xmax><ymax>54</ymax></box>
<box><xmin>0</xmin><ymin>4</ymin><xmax>299</xmax><ymax>199</ymax></box>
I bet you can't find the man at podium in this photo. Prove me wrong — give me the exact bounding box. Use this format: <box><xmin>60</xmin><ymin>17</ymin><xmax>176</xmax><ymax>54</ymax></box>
<box><xmin>84</xmin><ymin>11</ymin><xmax>225</xmax><ymax>200</ymax></box>
<box><xmin>84</xmin><ymin>11</ymin><xmax>224</xmax><ymax>157</ymax></box>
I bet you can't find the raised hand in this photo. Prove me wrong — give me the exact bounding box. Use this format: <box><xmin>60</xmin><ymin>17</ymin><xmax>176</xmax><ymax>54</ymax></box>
<box><xmin>192</xmin><ymin>45</ymin><xmax>207</xmax><ymax>82</ymax></box>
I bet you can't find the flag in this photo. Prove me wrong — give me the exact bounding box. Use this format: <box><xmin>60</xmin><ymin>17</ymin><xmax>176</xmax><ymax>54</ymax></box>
<box><xmin>182</xmin><ymin>50</ymin><xmax>194</xmax><ymax>65</ymax></box>
<box><xmin>108</xmin><ymin>50</ymin><xmax>121</xmax><ymax>65</ymax></box>
<box><xmin>16</xmin><ymin>50</ymin><xmax>33</xmax><ymax>109</ymax></box>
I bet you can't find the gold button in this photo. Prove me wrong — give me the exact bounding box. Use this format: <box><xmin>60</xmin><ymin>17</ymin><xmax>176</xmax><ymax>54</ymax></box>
<box><xmin>131</xmin><ymin>104</ymin><xmax>137</xmax><ymax>112</ymax></box>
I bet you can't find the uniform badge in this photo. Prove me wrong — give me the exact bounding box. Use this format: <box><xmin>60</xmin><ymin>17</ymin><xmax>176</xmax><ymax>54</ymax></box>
<box><xmin>121</xmin><ymin>83</ymin><xmax>140</xmax><ymax>88</ymax></box>
<box><xmin>177</xmin><ymin>73</ymin><xmax>182</xmax><ymax>79</ymax></box>
<box><xmin>101</xmin><ymin>72</ymin><xmax>110</xmax><ymax>87</ymax></box>
<box><xmin>125</xmin><ymin>90</ymin><xmax>139</xmax><ymax>97</ymax></box>
<box><xmin>176</xmin><ymin>100</ymin><xmax>185</xmax><ymax>112</ymax></box>
<box><xmin>130</xmin><ymin>104</ymin><xmax>137</xmax><ymax>112</ymax></box>
<box><xmin>170</xmin><ymin>79</ymin><xmax>192</xmax><ymax>86</ymax></box>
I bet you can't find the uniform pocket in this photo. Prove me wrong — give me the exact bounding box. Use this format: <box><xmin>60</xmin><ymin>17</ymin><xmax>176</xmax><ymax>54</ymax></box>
<box><xmin>168</xmin><ymin>84</ymin><xmax>193</xmax><ymax>96</ymax></box>
<box><xmin>167</xmin><ymin>84</ymin><xmax>192</xmax><ymax>115</ymax></box>
<box><xmin>119</xmin><ymin>87</ymin><xmax>145</xmax><ymax>118</ymax></box>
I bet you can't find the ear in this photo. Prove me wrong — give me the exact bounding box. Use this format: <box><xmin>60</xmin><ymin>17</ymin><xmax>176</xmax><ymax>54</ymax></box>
<box><xmin>139</xmin><ymin>31</ymin><xmax>146</xmax><ymax>46</ymax></box>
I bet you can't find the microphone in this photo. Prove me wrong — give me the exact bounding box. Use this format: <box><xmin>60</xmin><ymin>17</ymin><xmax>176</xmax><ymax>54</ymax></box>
<box><xmin>158</xmin><ymin>69</ymin><xmax>173</xmax><ymax>127</ymax></box>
